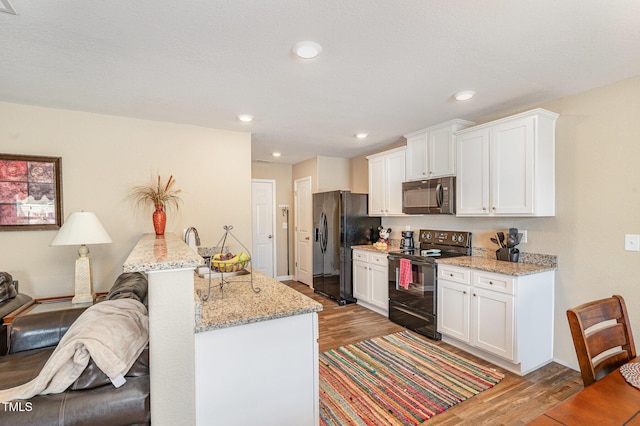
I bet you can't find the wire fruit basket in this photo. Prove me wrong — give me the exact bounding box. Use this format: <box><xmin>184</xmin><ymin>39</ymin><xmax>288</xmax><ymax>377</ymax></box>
<box><xmin>198</xmin><ymin>225</ymin><xmax>260</xmax><ymax>301</ymax></box>
<box><xmin>210</xmin><ymin>254</ymin><xmax>249</xmax><ymax>272</ymax></box>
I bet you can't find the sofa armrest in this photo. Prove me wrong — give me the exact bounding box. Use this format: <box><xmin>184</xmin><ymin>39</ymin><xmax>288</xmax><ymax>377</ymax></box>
<box><xmin>9</xmin><ymin>307</ymin><xmax>88</xmax><ymax>354</ymax></box>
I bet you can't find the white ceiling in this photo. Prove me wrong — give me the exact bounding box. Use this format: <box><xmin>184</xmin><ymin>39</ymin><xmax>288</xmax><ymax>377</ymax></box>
<box><xmin>2</xmin><ymin>1</ymin><xmax>640</xmax><ymax>164</ymax></box>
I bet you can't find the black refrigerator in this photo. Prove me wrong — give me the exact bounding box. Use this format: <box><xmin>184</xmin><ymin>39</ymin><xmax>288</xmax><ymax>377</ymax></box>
<box><xmin>313</xmin><ymin>190</ymin><xmax>381</xmax><ymax>305</ymax></box>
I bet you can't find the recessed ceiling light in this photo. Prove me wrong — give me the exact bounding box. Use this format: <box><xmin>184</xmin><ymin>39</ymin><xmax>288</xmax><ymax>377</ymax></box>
<box><xmin>355</xmin><ymin>133</ymin><xmax>368</xmax><ymax>139</ymax></box>
<box><xmin>453</xmin><ymin>91</ymin><xmax>476</xmax><ymax>101</ymax></box>
<box><xmin>293</xmin><ymin>41</ymin><xmax>322</xmax><ymax>59</ymax></box>
<box><xmin>237</xmin><ymin>114</ymin><xmax>253</xmax><ymax>122</ymax></box>
<box><xmin>272</xmin><ymin>152</ymin><xmax>281</xmax><ymax>157</ymax></box>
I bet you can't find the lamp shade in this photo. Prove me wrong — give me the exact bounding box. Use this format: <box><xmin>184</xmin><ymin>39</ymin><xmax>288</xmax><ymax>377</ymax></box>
<box><xmin>50</xmin><ymin>212</ymin><xmax>113</xmax><ymax>246</ymax></box>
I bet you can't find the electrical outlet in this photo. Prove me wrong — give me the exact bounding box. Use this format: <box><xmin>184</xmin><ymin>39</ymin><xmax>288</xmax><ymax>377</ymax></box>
<box><xmin>520</xmin><ymin>230</ymin><xmax>527</xmax><ymax>244</ymax></box>
<box><xmin>625</xmin><ymin>234</ymin><xmax>640</xmax><ymax>252</ymax></box>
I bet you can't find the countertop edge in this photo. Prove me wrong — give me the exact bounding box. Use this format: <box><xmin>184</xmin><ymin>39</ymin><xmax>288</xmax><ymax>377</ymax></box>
<box><xmin>437</xmin><ymin>257</ymin><xmax>557</xmax><ymax>276</ymax></box>
<box><xmin>193</xmin><ymin>270</ymin><xmax>323</xmax><ymax>333</ymax></box>
<box><xmin>123</xmin><ymin>233</ymin><xmax>204</xmax><ymax>273</ymax></box>
<box><xmin>195</xmin><ymin>305</ymin><xmax>322</xmax><ymax>333</ymax></box>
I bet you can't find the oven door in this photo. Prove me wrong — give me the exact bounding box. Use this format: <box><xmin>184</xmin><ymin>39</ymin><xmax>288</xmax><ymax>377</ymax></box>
<box><xmin>388</xmin><ymin>255</ymin><xmax>437</xmax><ymax>314</ymax></box>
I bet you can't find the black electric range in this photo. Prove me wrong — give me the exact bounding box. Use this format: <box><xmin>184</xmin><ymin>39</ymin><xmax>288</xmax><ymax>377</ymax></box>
<box><xmin>387</xmin><ymin>229</ymin><xmax>472</xmax><ymax>340</ymax></box>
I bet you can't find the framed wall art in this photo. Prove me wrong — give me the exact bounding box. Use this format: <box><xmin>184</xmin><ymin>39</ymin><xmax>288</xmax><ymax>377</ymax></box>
<box><xmin>0</xmin><ymin>154</ymin><xmax>63</xmax><ymax>231</ymax></box>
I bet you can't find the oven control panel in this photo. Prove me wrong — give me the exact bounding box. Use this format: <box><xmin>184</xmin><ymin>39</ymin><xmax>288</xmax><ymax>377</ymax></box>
<box><xmin>419</xmin><ymin>229</ymin><xmax>472</xmax><ymax>247</ymax></box>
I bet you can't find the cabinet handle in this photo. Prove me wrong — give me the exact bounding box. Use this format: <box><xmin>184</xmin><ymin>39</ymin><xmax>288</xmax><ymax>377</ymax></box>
<box><xmin>492</xmin><ymin>207</ymin><xmax>496</xmax><ymax>210</ymax></box>
<box><xmin>473</xmin><ymin>293</ymin><xmax>477</xmax><ymax>297</ymax></box>
<box><xmin>482</xmin><ymin>207</ymin><xmax>487</xmax><ymax>211</ymax></box>
<box><xmin>489</xmin><ymin>281</ymin><xmax>493</xmax><ymax>285</ymax></box>
<box><xmin>449</xmin><ymin>273</ymin><xmax>454</xmax><ymax>277</ymax></box>
<box><xmin>463</xmin><ymin>291</ymin><xmax>466</xmax><ymax>294</ymax></box>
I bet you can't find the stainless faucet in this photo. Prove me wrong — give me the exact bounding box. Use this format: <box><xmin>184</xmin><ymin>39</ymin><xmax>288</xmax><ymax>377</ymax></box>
<box><xmin>185</xmin><ymin>227</ymin><xmax>201</xmax><ymax>246</ymax></box>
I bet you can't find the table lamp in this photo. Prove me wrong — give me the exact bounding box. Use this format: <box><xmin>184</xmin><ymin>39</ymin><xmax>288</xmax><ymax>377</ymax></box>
<box><xmin>50</xmin><ymin>211</ymin><xmax>113</xmax><ymax>304</ymax></box>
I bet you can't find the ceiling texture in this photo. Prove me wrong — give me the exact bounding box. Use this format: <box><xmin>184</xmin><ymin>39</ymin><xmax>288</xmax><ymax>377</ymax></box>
<box><xmin>2</xmin><ymin>0</ymin><xmax>640</xmax><ymax>164</ymax></box>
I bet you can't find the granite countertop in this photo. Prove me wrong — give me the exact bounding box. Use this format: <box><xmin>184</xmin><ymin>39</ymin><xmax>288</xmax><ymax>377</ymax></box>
<box><xmin>123</xmin><ymin>233</ymin><xmax>204</xmax><ymax>273</ymax></box>
<box><xmin>437</xmin><ymin>256</ymin><xmax>556</xmax><ymax>276</ymax></box>
<box><xmin>194</xmin><ymin>269</ymin><xmax>323</xmax><ymax>333</ymax></box>
<box><xmin>351</xmin><ymin>244</ymin><xmax>396</xmax><ymax>254</ymax></box>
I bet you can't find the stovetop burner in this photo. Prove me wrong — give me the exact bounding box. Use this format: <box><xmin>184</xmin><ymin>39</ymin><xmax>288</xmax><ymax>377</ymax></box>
<box><xmin>388</xmin><ymin>229</ymin><xmax>472</xmax><ymax>260</ymax></box>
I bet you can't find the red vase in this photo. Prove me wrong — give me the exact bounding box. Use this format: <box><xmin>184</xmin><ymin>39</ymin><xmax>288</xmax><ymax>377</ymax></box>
<box><xmin>152</xmin><ymin>204</ymin><xmax>166</xmax><ymax>235</ymax></box>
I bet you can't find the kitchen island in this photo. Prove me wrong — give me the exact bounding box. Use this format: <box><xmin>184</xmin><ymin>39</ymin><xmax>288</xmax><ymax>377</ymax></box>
<box><xmin>123</xmin><ymin>234</ymin><xmax>322</xmax><ymax>426</ymax></box>
<box><xmin>193</xmin><ymin>271</ymin><xmax>322</xmax><ymax>425</ymax></box>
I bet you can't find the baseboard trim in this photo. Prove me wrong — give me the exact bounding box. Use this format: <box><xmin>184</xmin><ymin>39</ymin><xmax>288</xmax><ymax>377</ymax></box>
<box><xmin>277</xmin><ymin>275</ymin><xmax>293</xmax><ymax>281</ymax></box>
<box><xmin>552</xmin><ymin>357</ymin><xmax>579</xmax><ymax>371</ymax></box>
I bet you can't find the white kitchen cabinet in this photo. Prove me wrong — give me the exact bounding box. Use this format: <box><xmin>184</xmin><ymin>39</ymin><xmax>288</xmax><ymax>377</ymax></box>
<box><xmin>366</xmin><ymin>147</ymin><xmax>406</xmax><ymax>216</ymax></box>
<box><xmin>405</xmin><ymin>119</ymin><xmax>474</xmax><ymax>180</ymax></box>
<box><xmin>456</xmin><ymin>108</ymin><xmax>558</xmax><ymax>217</ymax></box>
<box><xmin>471</xmin><ymin>287</ymin><xmax>514</xmax><ymax>360</ymax></box>
<box><xmin>352</xmin><ymin>249</ymin><xmax>389</xmax><ymax>316</ymax></box>
<box><xmin>438</xmin><ymin>280</ymin><xmax>470</xmax><ymax>342</ymax></box>
<box><xmin>437</xmin><ymin>264</ymin><xmax>554</xmax><ymax>375</ymax></box>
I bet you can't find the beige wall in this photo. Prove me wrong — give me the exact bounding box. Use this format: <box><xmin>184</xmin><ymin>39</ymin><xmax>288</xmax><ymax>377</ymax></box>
<box><xmin>350</xmin><ymin>156</ymin><xmax>369</xmax><ymax>193</ymax></box>
<box><xmin>1</xmin><ymin>102</ymin><xmax>251</xmax><ymax>298</ymax></box>
<box><xmin>292</xmin><ymin>155</ymin><xmax>352</xmax><ymax>194</ymax></box>
<box><xmin>251</xmin><ymin>162</ymin><xmax>294</xmax><ymax>278</ymax></box>
<box><xmin>368</xmin><ymin>74</ymin><xmax>640</xmax><ymax>369</ymax></box>
<box><xmin>317</xmin><ymin>156</ymin><xmax>350</xmax><ymax>192</ymax></box>
<box><xmin>292</xmin><ymin>157</ymin><xmax>317</xmax><ymax>193</ymax></box>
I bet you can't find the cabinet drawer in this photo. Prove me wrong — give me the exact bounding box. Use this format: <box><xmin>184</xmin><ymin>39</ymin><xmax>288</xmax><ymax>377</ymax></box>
<box><xmin>369</xmin><ymin>253</ymin><xmax>388</xmax><ymax>265</ymax></box>
<box><xmin>473</xmin><ymin>271</ymin><xmax>514</xmax><ymax>294</ymax></box>
<box><xmin>438</xmin><ymin>266</ymin><xmax>470</xmax><ymax>284</ymax></box>
<box><xmin>353</xmin><ymin>250</ymin><xmax>367</xmax><ymax>261</ymax></box>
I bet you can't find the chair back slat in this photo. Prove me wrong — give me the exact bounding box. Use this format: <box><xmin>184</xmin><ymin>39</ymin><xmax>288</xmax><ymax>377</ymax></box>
<box><xmin>577</xmin><ymin>298</ymin><xmax>622</xmax><ymax>330</ymax></box>
<box><xmin>567</xmin><ymin>295</ymin><xmax>636</xmax><ymax>387</ymax></box>
<box><xmin>586</xmin><ymin>323</ymin><xmax>629</xmax><ymax>358</ymax></box>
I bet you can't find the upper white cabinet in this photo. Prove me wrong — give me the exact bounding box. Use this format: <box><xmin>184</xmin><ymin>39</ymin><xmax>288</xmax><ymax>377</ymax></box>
<box><xmin>405</xmin><ymin>119</ymin><xmax>474</xmax><ymax>180</ymax></box>
<box><xmin>366</xmin><ymin>147</ymin><xmax>406</xmax><ymax>216</ymax></box>
<box><xmin>456</xmin><ymin>108</ymin><xmax>558</xmax><ymax>217</ymax></box>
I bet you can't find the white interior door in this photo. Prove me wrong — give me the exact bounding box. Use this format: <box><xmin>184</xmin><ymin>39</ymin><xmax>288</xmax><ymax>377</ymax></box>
<box><xmin>294</xmin><ymin>176</ymin><xmax>312</xmax><ymax>285</ymax></box>
<box><xmin>252</xmin><ymin>179</ymin><xmax>276</xmax><ymax>277</ymax></box>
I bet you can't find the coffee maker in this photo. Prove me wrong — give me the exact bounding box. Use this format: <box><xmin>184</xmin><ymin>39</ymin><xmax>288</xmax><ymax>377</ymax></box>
<box><xmin>400</xmin><ymin>231</ymin><xmax>415</xmax><ymax>251</ymax></box>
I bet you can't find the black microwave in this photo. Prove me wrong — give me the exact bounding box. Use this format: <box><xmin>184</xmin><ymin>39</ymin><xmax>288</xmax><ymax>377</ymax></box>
<box><xmin>402</xmin><ymin>176</ymin><xmax>456</xmax><ymax>215</ymax></box>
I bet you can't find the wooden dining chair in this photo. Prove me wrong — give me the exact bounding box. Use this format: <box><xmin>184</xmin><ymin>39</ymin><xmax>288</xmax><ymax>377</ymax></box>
<box><xmin>567</xmin><ymin>294</ymin><xmax>636</xmax><ymax>387</ymax></box>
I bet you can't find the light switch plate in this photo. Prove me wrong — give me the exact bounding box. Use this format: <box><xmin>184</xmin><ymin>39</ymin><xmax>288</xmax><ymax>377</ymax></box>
<box><xmin>624</xmin><ymin>234</ymin><xmax>640</xmax><ymax>252</ymax></box>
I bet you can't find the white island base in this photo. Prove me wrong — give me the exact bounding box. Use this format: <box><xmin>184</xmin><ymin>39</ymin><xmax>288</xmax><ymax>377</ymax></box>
<box><xmin>195</xmin><ymin>312</ymin><xmax>319</xmax><ymax>425</ymax></box>
<box><xmin>123</xmin><ymin>234</ymin><xmax>322</xmax><ymax>426</ymax></box>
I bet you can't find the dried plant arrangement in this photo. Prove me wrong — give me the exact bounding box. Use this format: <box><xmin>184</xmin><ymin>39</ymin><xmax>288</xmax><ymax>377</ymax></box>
<box><xmin>128</xmin><ymin>174</ymin><xmax>183</xmax><ymax>212</ymax></box>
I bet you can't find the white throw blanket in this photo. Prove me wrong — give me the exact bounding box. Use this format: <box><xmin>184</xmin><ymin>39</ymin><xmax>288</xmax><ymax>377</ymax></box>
<box><xmin>0</xmin><ymin>298</ymin><xmax>149</xmax><ymax>402</ymax></box>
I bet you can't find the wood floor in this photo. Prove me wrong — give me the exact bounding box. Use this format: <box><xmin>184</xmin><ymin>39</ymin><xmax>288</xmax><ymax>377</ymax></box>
<box><xmin>284</xmin><ymin>280</ymin><xmax>584</xmax><ymax>426</ymax></box>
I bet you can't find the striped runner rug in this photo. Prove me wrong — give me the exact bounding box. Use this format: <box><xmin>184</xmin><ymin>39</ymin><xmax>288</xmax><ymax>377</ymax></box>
<box><xmin>319</xmin><ymin>331</ymin><xmax>504</xmax><ymax>425</ymax></box>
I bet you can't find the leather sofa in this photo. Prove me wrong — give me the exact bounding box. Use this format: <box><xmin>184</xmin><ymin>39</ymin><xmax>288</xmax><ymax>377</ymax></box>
<box><xmin>0</xmin><ymin>273</ymin><xmax>33</xmax><ymax>356</ymax></box>
<box><xmin>0</xmin><ymin>272</ymin><xmax>150</xmax><ymax>426</ymax></box>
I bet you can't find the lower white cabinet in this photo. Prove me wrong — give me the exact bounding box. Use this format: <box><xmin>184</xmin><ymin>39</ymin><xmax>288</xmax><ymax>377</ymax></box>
<box><xmin>353</xmin><ymin>249</ymin><xmax>389</xmax><ymax>316</ymax></box>
<box><xmin>437</xmin><ymin>264</ymin><xmax>554</xmax><ymax>375</ymax></box>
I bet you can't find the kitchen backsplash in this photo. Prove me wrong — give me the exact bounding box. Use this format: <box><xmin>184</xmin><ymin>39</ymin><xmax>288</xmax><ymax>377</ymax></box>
<box><xmin>382</xmin><ymin>237</ymin><xmax>558</xmax><ymax>268</ymax></box>
<box><xmin>473</xmin><ymin>247</ymin><xmax>557</xmax><ymax>268</ymax></box>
